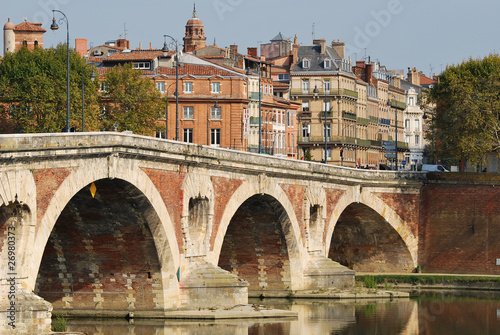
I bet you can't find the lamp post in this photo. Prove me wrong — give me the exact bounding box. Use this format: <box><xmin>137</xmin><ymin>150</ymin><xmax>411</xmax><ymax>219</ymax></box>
<box><xmin>387</xmin><ymin>93</ymin><xmax>398</xmax><ymax>170</ymax></box>
<box><xmin>81</xmin><ymin>68</ymin><xmax>96</xmax><ymax>132</ymax></box>
<box><xmin>163</xmin><ymin>35</ymin><xmax>180</xmax><ymax>141</ymax></box>
<box><xmin>51</xmin><ymin>10</ymin><xmax>70</xmax><ymax>133</ymax></box>
<box><xmin>246</xmin><ymin>63</ymin><xmax>262</xmax><ymax>154</ymax></box>
<box><xmin>313</xmin><ymin>84</ymin><xmax>329</xmax><ymax>164</ymax></box>
<box><xmin>164</xmin><ymin>82</ymin><xmax>178</xmax><ymax>140</ymax></box>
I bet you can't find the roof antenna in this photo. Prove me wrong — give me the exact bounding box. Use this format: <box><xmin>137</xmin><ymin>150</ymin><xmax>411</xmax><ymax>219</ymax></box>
<box><xmin>312</xmin><ymin>22</ymin><xmax>316</xmax><ymax>41</ymax></box>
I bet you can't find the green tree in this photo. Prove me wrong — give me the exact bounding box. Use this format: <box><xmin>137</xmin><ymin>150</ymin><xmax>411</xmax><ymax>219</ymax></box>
<box><xmin>429</xmin><ymin>54</ymin><xmax>500</xmax><ymax>170</ymax></box>
<box><xmin>100</xmin><ymin>63</ymin><xmax>163</xmax><ymax>135</ymax></box>
<box><xmin>0</xmin><ymin>44</ymin><xmax>100</xmax><ymax>133</ymax></box>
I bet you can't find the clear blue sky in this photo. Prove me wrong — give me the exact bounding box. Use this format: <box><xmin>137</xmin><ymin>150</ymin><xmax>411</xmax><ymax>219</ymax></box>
<box><xmin>2</xmin><ymin>0</ymin><xmax>499</xmax><ymax>77</ymax></box>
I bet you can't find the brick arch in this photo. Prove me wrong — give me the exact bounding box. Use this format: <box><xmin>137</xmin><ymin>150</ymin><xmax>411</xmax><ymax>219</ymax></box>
<box><xmin>28</xmin><ymin>157</ymin><xmax>180</xmax><ymax>309</ymax></box>
<box><xmin>325</xmin><ymin>187</ymin><xmax>418</xmax><ymax>269</ymax></box>
<box><xmin>210</xmin><ymin>176</ymin><xmax>307</xmax><ymax>291</ymax></box>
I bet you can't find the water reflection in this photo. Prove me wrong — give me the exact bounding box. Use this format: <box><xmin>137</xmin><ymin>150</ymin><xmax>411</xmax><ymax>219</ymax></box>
<box><xmin>66</xmin><ymin>294</ymin><xmax>500</xmax><ymax>335</ymax></box>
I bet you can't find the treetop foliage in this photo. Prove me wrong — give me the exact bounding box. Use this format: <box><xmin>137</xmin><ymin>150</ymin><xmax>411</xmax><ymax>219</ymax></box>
<box><xmin>0</xmin><ymin>45</ymin><xmax>163</xmax><ymax>135</ymax></box>
<box><xmin>429</xmin><ymin>53</ymin><xmax>500</xmax><ymax>166</ymax></box>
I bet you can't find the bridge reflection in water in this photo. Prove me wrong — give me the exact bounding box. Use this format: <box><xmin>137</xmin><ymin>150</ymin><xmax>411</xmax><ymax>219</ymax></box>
<box><xmin>64</xmin><ymin>296</ymin><xmax>500</xmax><ymax>335</ymax></box>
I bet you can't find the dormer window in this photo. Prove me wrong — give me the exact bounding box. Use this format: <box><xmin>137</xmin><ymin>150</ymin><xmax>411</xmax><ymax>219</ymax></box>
<box><xmin>324</xmin><ymin>59</ymin><xmax>331</xmax><ymax>69</ymax></box>
<box><xmin>302</xmin><ymin>58</ymin><xmax>310</xmax><ymax>69</ymax></box>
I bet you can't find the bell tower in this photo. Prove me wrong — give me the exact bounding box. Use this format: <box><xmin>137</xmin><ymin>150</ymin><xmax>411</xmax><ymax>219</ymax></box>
<box><xmin>183</xmin><ymin>4</ymin><xmax>206</xmax><ymax>53</ymax></box>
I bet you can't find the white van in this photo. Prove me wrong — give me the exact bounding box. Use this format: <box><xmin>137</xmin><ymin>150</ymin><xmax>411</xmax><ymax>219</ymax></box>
<box><xmin>421</xmin><ymin>164</ymin><xmax>449</xmax><ymax>172</ymax></box>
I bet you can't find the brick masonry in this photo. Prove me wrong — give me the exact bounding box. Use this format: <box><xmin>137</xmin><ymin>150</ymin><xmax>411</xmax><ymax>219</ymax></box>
<box><xmin>419</xmin><ymin>183</ymin><xmax>500</xmax><ymax>274</ymax></box>
<box><xmin>34</xmin><ymin>179</ymin><xmax>164</xmax><ymax>313</ymax></box>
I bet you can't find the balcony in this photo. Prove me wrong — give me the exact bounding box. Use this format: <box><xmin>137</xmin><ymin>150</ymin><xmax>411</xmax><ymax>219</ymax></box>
<box><xmin>297</xmin><ymin>111</ymin><xmax>312</xmax><ymax>119</ymax></box>
<box><xmin>342</xmin><ymin>111</ymin><xmax>357</xmax><ymax>121</ymax></box>
<box><xmin>290</xmin><ymin>87</ymin><xmax>359</xmax><ymax>99</ymax></box>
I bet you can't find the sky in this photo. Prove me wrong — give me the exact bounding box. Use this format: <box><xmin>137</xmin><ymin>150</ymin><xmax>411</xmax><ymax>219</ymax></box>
<box><xmin>2</xmin><ymin>0</ymin><xmax>499</xmax><ymax>77</ymax></box>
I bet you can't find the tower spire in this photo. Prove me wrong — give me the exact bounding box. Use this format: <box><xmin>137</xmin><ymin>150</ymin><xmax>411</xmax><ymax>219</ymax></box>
<box><xmin>193</xmin><ymin>3</ymin><xmax>197</xmax><ymax>18</ymax></box>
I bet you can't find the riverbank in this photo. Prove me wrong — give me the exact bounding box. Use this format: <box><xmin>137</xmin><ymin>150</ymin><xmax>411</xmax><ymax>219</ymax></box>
<box><xmin>355</xmin><ymin>273</ymin><xmax>500</xmax><ymax>293</ymax></box>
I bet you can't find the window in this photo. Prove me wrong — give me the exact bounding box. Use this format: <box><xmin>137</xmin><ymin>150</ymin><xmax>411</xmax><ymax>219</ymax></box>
<box><xmin>415</xmin><ymin>119</ymin><xmax>420</xmax><ymax>131</ymax></box>
<box><xmin>325</xmin><ymin>123</ymin><xmax>331</xmax><ymax>138</ymax></box>
<box><xmin>211</xmin><ymin>106</ymin><xmax>221</xmax><ymax>119</ymax></box>
<box><xmin>324</xmin><ymin>80</ymin><xmax>331</xmax><ymax>91</ymax></box>
<box><xmin>100</xmin><ymin>82</ymin><xmax>108</xmax><ymax>92</ymax></box>
<box><xmin>211</xmin><ymin>82</ymin><xmax>221</xmax><ymax>93</ymax></box>
<box><xmin>302</xmin><ymin>101</ymin><xmax>310</xmax><ymax>112</ymax></box>
<box><xmin>22</xmin><ymin>40</ymin><xmax>27</xmax><ymax>47</ymax></box>
<box><xmin>324</xmin><ymin>59</ymin><xmax>331</xmax><ymax>69</ymax></box>
<box><xmin>183</xmin><ymin>106</ymin><xmax>194</xmax><ymax>119</ymax></box>
<box><xmin>157</xmin><ymin>82</ymin><xmax>165</xmax><ymax>92</ymax></box>
<box><xmin>302</xmin><ymin>80</ymin><xmax>309</xmax><ymax>92</ymax></box>
<box><xmin>133</xmin><ymin>62</ymin><xmax>151</xmax><ymax>69</ymax></box>
<box><xmin>326</xmin><ymin>148</ymin><xmax>332</xmax><ymax>159</ymax></box>
<box><xmin>211</xmin><ymin>129</ymin><xmax>221</xmax><ymax>147</ymax></box>
<box><xmin>156</xmin><ymin>129</ymin><xmax>166</xmax><ymax>139</ymax></box>
<box><xmin>405</xmin><ymin>135</ymin><xmax>411</xmax><ymax>144</ymax></box>
<box><xmin>405</xmin><ymin>119</ymin><xmax>410</xmax><ymax>130</ymax></box>
<box><xmin>324</xmin><ymin>100</ymin><xmax>331</xmax><ymax>111</ymax></box>
<box><xmin>183</xmin><ymin>128</ymin><xmax>193</xmax><ymax>143</ymax></box>
<box><xmin>415</xmin><ymin>134</ymin><xmax>420</xmax><ymax>145</ymax></box>
<box><xmin>278</xmin><ymin>74</ymin><xmax>289</xmax><ymax>81</ymax></box>
<box><xmin>302</xmin><ymin>123</ymin><xmax>310</xmax><ymax>138</ymax></box>
<box><xmin>302</xmin><ymin>59</ymin><xmax>310</xmax><ymax>69</ymax></box>
<box><xmin>409</xmin><ymin>96</ymin><xmax>415</xmax><ymax>106</ymax></box>
<box><xmin>184</xmin><ymin>82</ymin><xmax>193</xmax><ymax>93</ymax></box>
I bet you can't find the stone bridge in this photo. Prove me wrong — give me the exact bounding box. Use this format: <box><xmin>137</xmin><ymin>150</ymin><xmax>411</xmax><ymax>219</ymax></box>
<box><xmin>0</xmin><ymin>132</ymin><xmax>428</xmax><ymax>331</ymax></box>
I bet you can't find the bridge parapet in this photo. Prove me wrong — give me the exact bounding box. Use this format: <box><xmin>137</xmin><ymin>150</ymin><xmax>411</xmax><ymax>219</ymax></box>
<box><xmin>0</xmin><ymin>133</ymin><xmax>426</xmax><ymax>188</ymax></box>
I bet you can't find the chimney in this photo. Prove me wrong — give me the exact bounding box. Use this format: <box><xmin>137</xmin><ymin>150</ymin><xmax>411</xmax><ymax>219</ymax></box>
<box><xmin>292</xmin><ymin>41</ymin><xmax>299</xmax><ymax>64</ymax></box>
<box><xmin>313</xmin><ymin>39</ymin><xmax>326</xmax><ymax>54</ymax></box>
<box><xmin>116</xmin><ymin>39</ymin><xmax>130</xmax><ymax>49</ymax></box>
<box><xmin>75</xmin><ymin>38</ymin><xmax>88</xmax><ymax>57</ymax></box>
<box><xmin>247</xmin><ymin>47</ymin><xmax>258</xmax><ymax>58</ymax></box>
<box><xmin>230</xmin><ymin>44</ymin><xmax>238</xmax><ymax>55</ymax></box>
<box><xmin>150</xmin><ymin>42</ymin><xmax>152</xmax><ymax>50</ymax></box>
<box><xmin>407</xmin><ymin>67</ymin><xmax>420</xmax><ymax>86</ymax></box>
<box><xmin>332</xmin><ymin>39</ymin><xmax>345</xmax><ymax>59</ymax></box>
<box><xmin>366</xmin><ymin>63</ymin><xmax>373</xmax><ymax>85</ymax></box>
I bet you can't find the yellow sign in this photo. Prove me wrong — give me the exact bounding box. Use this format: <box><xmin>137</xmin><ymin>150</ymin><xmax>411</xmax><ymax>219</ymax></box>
<box><xmin>90</xmin><ymin>182</ymin><xmax>97</xmax><ymax>198</ymax></box>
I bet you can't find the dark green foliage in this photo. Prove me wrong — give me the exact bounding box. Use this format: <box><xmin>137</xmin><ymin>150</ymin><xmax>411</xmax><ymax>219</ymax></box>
<box><xmin>0</xmin><ymin>44</ymin><xmax>100</xmax><ymax>133</ymax></box>
<box><xmin>101</xmin><ymin>63</ymin><xmax>163</xmax><ymax>135</ymax></box>
<box><xmin>429</xmin><ymin>54</ymin><xmax>500</xmax><ymax>166</ymax></box>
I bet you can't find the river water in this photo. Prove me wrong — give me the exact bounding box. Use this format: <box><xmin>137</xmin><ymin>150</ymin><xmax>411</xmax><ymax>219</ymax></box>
<box><xmin>65</xmin><ymin>292</ymin><xmax>500</xmax><ymax>335</ymax></box>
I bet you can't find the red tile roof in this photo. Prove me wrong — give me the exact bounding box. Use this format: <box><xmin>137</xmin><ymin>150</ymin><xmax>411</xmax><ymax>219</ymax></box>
<box><xmin>419</xmin><ymin>74</ymin><xmax>437</xmax><ymax>85</ymax></box>
<box><xmin>156</xmin><ymin>64</ymin><xmax>243</xmax><ymax>77</ymax></box>
<box><xmin>15</xmin><ymin>21</ymin><xmax>46</xmax><ymax>32</ymax></box>
<box><xmin>105</xmin><ymin>50</ymin><xmax>164</xmax><ymax>62</ymax></box>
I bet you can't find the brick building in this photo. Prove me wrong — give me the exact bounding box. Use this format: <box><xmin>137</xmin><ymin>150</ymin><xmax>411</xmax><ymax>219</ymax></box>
<box><xmin>3</xmin><ymin>18</ymin><xmax>46</xmax><ymax>55</ymax></box>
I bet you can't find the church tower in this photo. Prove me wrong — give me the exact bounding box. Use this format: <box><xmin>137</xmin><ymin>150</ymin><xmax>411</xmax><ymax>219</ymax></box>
<box><xmin>183</xmin><ymin>4</ymin><xmax>206</xmax><ymax>53</ymax></box>
<box><xmin>3</xmin><ymin>18</ymin><xmax>15</xmax><ymax>55</ymax></box>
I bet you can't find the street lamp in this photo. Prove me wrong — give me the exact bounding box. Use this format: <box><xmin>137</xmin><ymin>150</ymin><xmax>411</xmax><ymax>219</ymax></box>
<box><xmin>387</xmin><ymin>93</ymin><xmax>398</xmax><ymax>170</ymax></box>
<box><xmin>313</xmin><ymin>84</ymin><xmax>329</xmax><ymax>164</ymax></box>
<box><xmin>81</xmin><ymin>68</ymin><xmax>96</xmax><ymax>132</ymax></box>
<box><xmin>51</xmin><ymin>10</ymin><xmax>70</xmax><ymax>132</ymax></box>
<box><xmin>163</xmin><ymin>35</ymin><xmax>180</xmax><ymax>141</ymax></box>
<box><xmin>246</xmin><ymin>63</ymin><xmax>262</xmax><ymax>154</ymax></box>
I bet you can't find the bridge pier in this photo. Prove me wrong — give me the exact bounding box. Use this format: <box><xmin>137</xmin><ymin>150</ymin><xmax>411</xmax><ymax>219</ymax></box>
<box><xmin>0</xmin><ymin>285</ymin><xmax>52</xmax><ymax>334</ymax></box>
<box><xmin>178</xmin><ymin>258</ymin><xmax>248</xmax><ymax>310</ymax></box>
<box><xmin>303</xmin><ymin>254</ymin><xmax>355</xmax><ymax>291</ymax></box>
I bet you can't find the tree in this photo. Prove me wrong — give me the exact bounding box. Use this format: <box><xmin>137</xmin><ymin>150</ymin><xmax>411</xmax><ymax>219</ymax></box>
<box><xmin>0</xmin><ymin>44</ymin><xmax>100</xmax><ymax>133</ymax></box>
<box><xmin>429</xmin><ymin>54</ymin><xmax>500</xmax><ymax>170</ymax></box>
<box><xmin>100</xmin><ymin>63</ymin><xmax>163</xmax><ymax>135</ymax></box>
